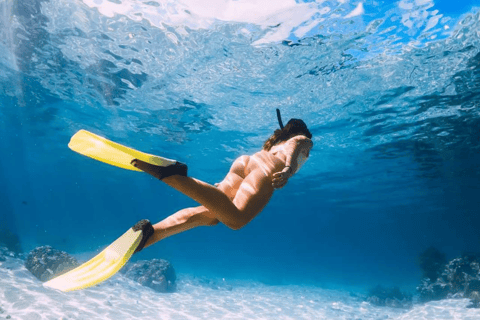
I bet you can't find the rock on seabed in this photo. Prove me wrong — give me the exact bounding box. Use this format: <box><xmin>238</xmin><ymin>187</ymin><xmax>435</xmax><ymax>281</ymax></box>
<box><xmin>121</xmin><ymin>259</ymin><xmax>176</xmax><ymax>293</ymax></box>
<box><xmin>24</xmin><ymin>246</ymin><xmax>80</xmax><ymax>282</ymax></box>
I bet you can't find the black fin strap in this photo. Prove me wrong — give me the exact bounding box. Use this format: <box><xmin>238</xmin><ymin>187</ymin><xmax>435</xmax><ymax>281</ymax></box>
<box><xmin>132</xmin><ymin>219</ymin><xmax>154</xmax><ymax>254</ymax></box>
<box><xmin>131</xmin><ymin>159</ymin><xmax>188</xmax><ymax>180</ymax></box>
<box><xmin>161</xmin><ymin>161</ymin><xmax>188</xmax><ymax>179</ymax></box>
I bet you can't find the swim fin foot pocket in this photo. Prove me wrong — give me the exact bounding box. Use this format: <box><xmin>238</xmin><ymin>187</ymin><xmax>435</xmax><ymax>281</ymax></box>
<box><xmin>131</xmin><ymin>159</ymin><xmax>188</xmax><ymax>180</ymax></box>
<box><xmin>132</xmin><ymin>219</ymin><xmax>154</xmax><ymax>254</ymax></box>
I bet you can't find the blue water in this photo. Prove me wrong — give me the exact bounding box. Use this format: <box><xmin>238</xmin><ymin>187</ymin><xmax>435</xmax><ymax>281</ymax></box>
<box><xmin>1</xmin><ymin>0</ymin><xmax>480</xmax><ymax>301</ymax></box>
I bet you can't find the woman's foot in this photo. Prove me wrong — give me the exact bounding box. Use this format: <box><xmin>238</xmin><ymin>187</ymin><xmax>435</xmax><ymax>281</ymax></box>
<box><xmin>132</xmin><ymin>219</ymin><xmax>154</xmax><ymax>253</ymax></box>
<box><xmin>131</xmin><ymin>159</ymin><xmax>188</xmax><ymax>180</ymax></box>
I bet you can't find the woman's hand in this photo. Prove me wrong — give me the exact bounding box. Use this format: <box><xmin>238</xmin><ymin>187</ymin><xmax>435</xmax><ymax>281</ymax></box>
<box><xmin>272</xmin><ymin>166</ymin><xmax>292</xmax><ymax>189</ymax></box>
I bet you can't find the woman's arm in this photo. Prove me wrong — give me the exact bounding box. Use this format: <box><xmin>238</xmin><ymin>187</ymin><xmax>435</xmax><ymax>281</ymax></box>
<box><xmin>272</xmin><ymin>135</ymin><xmax>313</xmax><ymax>189</ymax></box>
<box><xmin>284</xmin><ymin>136</ymin><xmax>313</xmax><ymax>173</ymax></box>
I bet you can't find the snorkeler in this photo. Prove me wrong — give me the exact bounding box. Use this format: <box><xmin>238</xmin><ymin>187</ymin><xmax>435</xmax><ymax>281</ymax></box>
<box><xmin>131</xmin><ymin>109</ymin><xmax>313</xmax><ymax>251</ymax></box>
<box><xmin>44</xmin><ymin>109</ymin><xmax>313</xmax><ymax>292</ymax></box>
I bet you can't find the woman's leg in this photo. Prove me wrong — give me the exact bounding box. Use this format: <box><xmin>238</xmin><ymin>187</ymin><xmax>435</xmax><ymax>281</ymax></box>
<box><xmin>160</xmin><ymin>167</ymin><xmax>274</xmax><ymax>230</ymax></box>
<box><xmin>160</xmin><ymin>181</ymin><xmax>242</xmax><ymax>230</ymax></box>
<box><xmin>142</xmin><ymin>165</ymin><xmax>275</xmax><ymax>249</ymax></box>
<box><xmin>132</xmin><ymin>155</ymin><xmax>265</xmax><ymax>230</ymax></box>
<box><xmin>141</xmin><ymin>156</ymin><xmax>248</xmax><ymax>250</ymax></box>
<box><xmin>144</xmin><ymin>206</ymin><xmax>218</xmax><ymax>249</ymax></box>
<box><xmin>141</xmin><ymin>156</ymin><xmax>246</xmax><ymax>249</ymax></box>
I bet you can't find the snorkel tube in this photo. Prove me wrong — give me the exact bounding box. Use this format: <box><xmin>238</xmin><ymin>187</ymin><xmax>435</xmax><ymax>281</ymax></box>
<box><xmin>276</xmin><ymin>108</ymin><xmax>284</xmax><ymax>129</ymax></box>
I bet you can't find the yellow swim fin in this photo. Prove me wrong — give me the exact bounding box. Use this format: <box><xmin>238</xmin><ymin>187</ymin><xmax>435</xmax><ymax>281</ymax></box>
<box><xmin>68</xmin><ymin>129</ymin><xmax>177</xmax><ymax>171</ymax></box>
<box><xmin>43</xmin><ymin>220</ymin><xmax>154</xmax><ymax>292</ymax></box>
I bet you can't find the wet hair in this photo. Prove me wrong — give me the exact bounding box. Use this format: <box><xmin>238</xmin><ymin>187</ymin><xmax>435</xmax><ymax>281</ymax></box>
<box><xmin>263</xmin><ymin>119</ymin><xmax>312</xmax><ymax>151</ymax></box>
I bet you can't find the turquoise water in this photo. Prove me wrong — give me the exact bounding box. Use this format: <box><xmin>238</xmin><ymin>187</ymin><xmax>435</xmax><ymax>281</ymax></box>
<box><xmin>1</xmin><ymin>0</ymin><xmax>480</xmax><ymax>318</ymax></box>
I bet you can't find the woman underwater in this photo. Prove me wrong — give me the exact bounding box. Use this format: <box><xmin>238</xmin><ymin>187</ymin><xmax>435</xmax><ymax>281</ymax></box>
<box><xmin>131</xmin><ymin>110</ymin><xmax>313</xmax><ymax>252</ymax></box>
<box><xmin>42</xmin><ymin>111</ymin><xmax>313</xmax><ymax>292</ymax></box>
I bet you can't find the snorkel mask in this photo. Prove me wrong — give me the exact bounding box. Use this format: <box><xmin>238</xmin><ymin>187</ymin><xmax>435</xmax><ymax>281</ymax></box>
<box><xmin>276</xmin><ymin>109</ymin><xmax>311</xmax><ymax>173</ymax></box>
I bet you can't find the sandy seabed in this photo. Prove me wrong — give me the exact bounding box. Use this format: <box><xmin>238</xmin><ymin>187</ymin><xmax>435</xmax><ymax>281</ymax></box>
<box><xmin>1</xmin><ymin>256</ymin><xmax>480</xmax><ymax>320</ymax></box>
